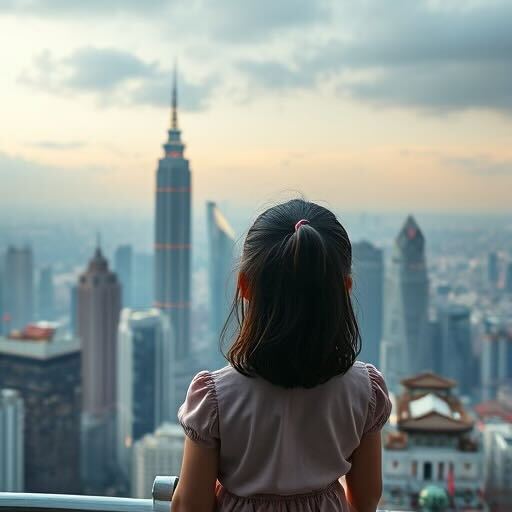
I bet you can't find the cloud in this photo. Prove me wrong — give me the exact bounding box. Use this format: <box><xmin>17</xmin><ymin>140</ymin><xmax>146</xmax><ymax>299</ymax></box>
<box><xmin>63</xmin><ymin>48</ymin><xmax>157</xmax><ymax>91</ymax></box>
<box><xmin>0</xmin><ymin>0</ymin><xmax>167</xmax><ymax>16</ymax></box>
<box><xmin>20</xmin><ymin>47</ymin><xmax>216</xmax><ymax>111</ymax></box>
<box><xmin>203</xmin><ymin>0</ymin><xmax>331</xmax><ymax>42</ymax></box>
<box><xmin>1</xmin><ymin>0</ymin><xmax>330</xmax><ymax>43</ymax></box>
<box><xmin>445</xmin><ymin>156</ymin><xmax>512</xmax><ymax>176</ymax></box>
<box><xmin>237</xmin><ymin>0</ymin><xmax>512</xmax><ymax>114</ymax></box>
<box><xmin>30</xmin><ymin>140</ymin><xmax>86</xmax><ymax>150</ymax></box>
<box><xmin>6</xmin><ymin>0</ymin><xmax>512</xmax><ymax>114</ymax></box>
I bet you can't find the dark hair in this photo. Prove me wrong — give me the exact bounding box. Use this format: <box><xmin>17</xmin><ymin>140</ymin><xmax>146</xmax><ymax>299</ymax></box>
<box><xmin>224</xmin><ymin>198</ymin><xmax>360</xmax><ymax>388</ymax></box>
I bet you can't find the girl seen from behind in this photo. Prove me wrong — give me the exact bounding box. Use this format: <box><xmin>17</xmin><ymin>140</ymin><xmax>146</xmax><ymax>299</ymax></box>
<box><xmin>173</xmin><ymin>198</ymin><xmax>392</xmax><ymax>512</ymax></box>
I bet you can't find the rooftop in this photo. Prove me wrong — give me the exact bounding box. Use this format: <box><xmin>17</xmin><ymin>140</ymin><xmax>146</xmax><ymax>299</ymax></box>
<box><xmin>8</xmin><ymin>322</ymin><xmax>58</xmax><ymax>341</ymax></box>
<box><xmin>0</xmin><ymin>328</ymin><xmax>80</xmax><ymax>360</ymax></box>
<box><xmin>397</xmin><ymin>373</ymin><xmax>474</xmax><ymax>433</ymax></box>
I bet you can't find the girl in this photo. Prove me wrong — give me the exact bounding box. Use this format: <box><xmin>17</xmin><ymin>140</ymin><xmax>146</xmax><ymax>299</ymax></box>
<box><xmin>173</xmin><ymin>199</ymin><xmax>391</xmax><ymax>512</ymax></box>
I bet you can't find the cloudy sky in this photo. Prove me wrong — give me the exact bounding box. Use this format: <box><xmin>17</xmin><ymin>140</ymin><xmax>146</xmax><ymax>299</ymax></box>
<box><xmin>1</xmin><ymin>0</ymin><xmax>511</xmax><ymax>216</ymax></box>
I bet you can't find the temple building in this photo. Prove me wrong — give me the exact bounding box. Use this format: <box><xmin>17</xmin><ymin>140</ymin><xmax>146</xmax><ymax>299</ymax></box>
<box><xmin>382</xmin><ymin>372</ymin><xmax>484</xmax><ymax>511</ymax></box>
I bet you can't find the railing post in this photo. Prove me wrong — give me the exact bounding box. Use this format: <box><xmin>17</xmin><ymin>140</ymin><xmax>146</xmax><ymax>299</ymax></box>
<box><xmin>152</xmin><ymin>476</ymin><xmax>179</xmax><ymax>511</ymax></box>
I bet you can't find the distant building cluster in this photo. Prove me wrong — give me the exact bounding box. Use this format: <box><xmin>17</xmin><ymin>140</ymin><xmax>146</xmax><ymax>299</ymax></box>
<box><xmin>0</xmin><ymin>71</ymin><xmax>511</xmax><ymax>510</ymax></box>
<box><xmin>0</xmin><ymin>72</ymin><xmax>236</xmax><ymax>497</ymax></box>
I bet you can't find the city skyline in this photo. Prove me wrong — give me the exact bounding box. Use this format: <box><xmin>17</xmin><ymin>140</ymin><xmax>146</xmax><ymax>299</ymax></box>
<box><xmin>1</xmin><ymin>1</ymin><xmax>512</xmax><ymax>215</ymax></box>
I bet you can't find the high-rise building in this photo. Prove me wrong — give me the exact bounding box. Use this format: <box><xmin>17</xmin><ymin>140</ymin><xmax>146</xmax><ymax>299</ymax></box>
<box><xmin>381</xmin><ymin>216</ymin><xmax>429</xmax><ymax>392</ymax></box>
<box><xmin>131</xmin><ymin>423</ymin><xmax>184</xmax><ymax>498</ymax></box>
<box><xmin>481</xmin><ymin>317</ymin><xmax>512</xmax><ymax>401</ymax></box>
<box><xmin>352</xmin><ymin>241</ymin><xmax>384</xmax><ymax>367</ymax></box>
<box><xmin>206</xmin><ymin>201</ymin><xmax>236</xmax><ymax>369</ymax></box>
<box><xmin>154</xmin><ymin>70</ymin><xmax>191</xmax><ymax>361</ymax></box>
<box><xmin>115</xmin><ymin>245</ymin><xmax>134</xmax><ymax>308</ymax></box>
<box><xmin>116</xmin><ymin>309</ymin><xmax>174</xmax><ymax>479</ymax></box>
<box><xmin>0</xmin><ymin>261</ymin><xmax>5</xmax><ymax>336</ymax></box>
<box><xmin>437</xmin><ymin>304</ymin><xmax>473</xmax><ymax>397</ymax></box>
<box><xmin>505</xmin><ymin>261</ymin><xmax>512</xmax><ymax>294</ymax></box>
<box><xmin>0</xmin><ymin>325</ymin><xmax>80</xmax><ymax>493</ymax></box>
<box><xmin>3</xmin><ymin>246</ymin><xmax>34</xmax><ymax>332</ymax></box>
<box><xmin>382</xmin><ymin>373</ymin><xmax>484</xmax><ymax>511</ymax></box>
<box><xmin>37</xmin><ymin>265</ymin><xmax>55</xmax><ymax>321</ymax></box>
<box><xmin>133</xmin><ymin>252</ymin><xmax>153</xmax><ymax>310</ymax></box>
<box><xmin>488</xmin><ymin>252</ymin><xmax>500</xmax><ymax>287</ymax></box>
<box><xmin>0</xmin><ymin>389</ymin><xmax>24</xmax><ymax>492</ymax></box>
<box><xmin>77</xmin><ymin>246</ymin><xmax>121</xmax><ymax>490</ymax></box>
<box><xmin>69</xmin><ymin>285</ymin><xmax>78</xmax><ymax>336</ymax></box>
<box><xmin>482</xmin><ymin>423</ymin><xmax>512</xmax><ymax>511</ymax></box>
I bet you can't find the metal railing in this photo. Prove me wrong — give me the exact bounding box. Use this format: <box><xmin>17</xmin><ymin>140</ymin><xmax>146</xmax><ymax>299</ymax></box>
<box><xmin>0</xmin><ymin>476</ymin><xmax>178</xmax><ymax>512</ymax></box>
<box><xmin>0</xmin><ymin>477</ymin><xmax>403</xmax><ymax>512</ymax></box>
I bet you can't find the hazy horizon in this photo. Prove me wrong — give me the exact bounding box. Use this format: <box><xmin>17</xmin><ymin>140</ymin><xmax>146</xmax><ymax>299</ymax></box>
<box><xmin>1</xmin><ymin>0</ymin><xmax>512</xmax><ymax>215</ymax></box>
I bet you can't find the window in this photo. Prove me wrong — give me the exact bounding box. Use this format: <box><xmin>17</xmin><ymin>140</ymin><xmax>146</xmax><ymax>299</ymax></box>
<box><xmin>438</xmin><ymin>462</ymin><xmax>445</xmax><ymax>480</ymax></box>
<box><xmin>424</xmin><ymin>462</ymin><xmax>433</xmax><ymax>481</ymax></box>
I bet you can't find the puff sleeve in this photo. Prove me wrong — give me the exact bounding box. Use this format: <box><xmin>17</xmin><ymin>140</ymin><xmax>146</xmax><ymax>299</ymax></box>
<box><xmin>177</xmin><ymin>371</ymin><xmax>220</xmax><ymax>448</ymax></box>
<box><xmin>364</xmin><ymin>364</ymin><xmax>392</xmax><ymax>434</ymax></box>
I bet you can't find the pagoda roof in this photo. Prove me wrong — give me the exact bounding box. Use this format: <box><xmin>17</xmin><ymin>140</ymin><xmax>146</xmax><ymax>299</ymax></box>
<box><xmin>399</xmin><ymin>410</ymin><xmax>474</xmax><ymax>433</ymax></box>
<box><xmin>401</xmin><ymin>372</ymin><xmax>456</xmax><ymax>390</ymax></box>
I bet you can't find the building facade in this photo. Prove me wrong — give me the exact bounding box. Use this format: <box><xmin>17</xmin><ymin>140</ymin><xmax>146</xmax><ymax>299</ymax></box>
<box><xmin>131</xmin><ymin>423</ymin><xmax>184</xmax><ymax>498</ymax></box>
<box><xmin>206</xmin><ymin>201</ymin><xmax>236</xmax><ymax>369</ymax></box>
<box><xmin>437</xmin><ymin>304</ymin><xmax>473</xmax><ymax>397</ymax></box>
<box><xmin>352</xmin><ymin>240</ymin><xmax>384</xmax><ymax>367</ymax></box>
<box><xmin>381</xmin><ymin>216</ymin><xmax>430</xmax><ymax>392</ymax></box>
<box><xmin>3</xmin><ymin>246</ymin><xmax>34</xmax><ymax>332</ymax></box>
<box><xmin>505</xmin><ymin>262</ymin><xmax>512</xmax><ymax>294</ymax></box>
<box><xmin>77</xmin><ymin>246</ymin><xmax>121</xmax><ymax>490</ymax></box>
<box><xmin>481</xmin><ymin>317</ymin><xmax>512</xmax><ymax>402</ymax></box>
<box><xmin>382</xmin><ymin>373</ymin><xmax>484</xmax><ymax>511</ymax></box>
<box><xmin>487</xmin><ymin>252</ymin><xmax>499</xmax><ymax>288</ymax></box>
<box><xmin>482</xmin><ymin>423</ymin><xmax>512</xmax><ymax>511</ymax></box>
<box><xmin>37</xmin><ymin>265</ymin><xmax>55</xmax><ymax>321</ymax></box>
<box><xmin>0</xmin><ymin>327</ymin><xmax>81</xmax><ymax>493</ymax></box>
<box><xmin>116</xmin><ymin>308</ymin><xmax>174</xmax><ymax>479</ymax></box>
<box><xmin>114</xmin><ymin>245</ymin><xmax>134</xmax><ymax>308</ymax></box>
<box><xmin>154</xmin><ymin>72</ymin><xmax>191</xmax><ymax>362</ymax></box>
<box><xmin>0</xmin><ymin>389</ymin><xmax>24</xmax><ymax>492</ymax></box>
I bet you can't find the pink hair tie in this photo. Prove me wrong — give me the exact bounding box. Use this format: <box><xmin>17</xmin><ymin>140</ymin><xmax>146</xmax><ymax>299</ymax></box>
<box><xmin>294</xmin><ymin>219</ymin><xmax>310</xmax><ymax>231</ymax></box>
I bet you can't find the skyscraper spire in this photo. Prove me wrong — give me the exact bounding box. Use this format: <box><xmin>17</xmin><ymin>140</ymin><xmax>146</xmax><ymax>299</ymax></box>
<box><xmin>171</xmin><ymin>62</ymin><xmax>178</xmax><ymax>131</ymax></box>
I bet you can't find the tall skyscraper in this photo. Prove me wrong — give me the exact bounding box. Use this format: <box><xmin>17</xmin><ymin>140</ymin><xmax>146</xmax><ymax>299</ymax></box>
<box><xmin>352</xmin><ymin>240</ymin><xmax>384</xmax><ymax>368</ymax></box>
<box><xmin>133</xmin><ymin>252</ymin><xmax>153</xmax><ymax>310</ymax></box>
<box><xmin>131</xmin><ymin>423</ymin><xmax>184</xmax><ymax>498</ymax></box>
<box><xmin>0</xmin><ymin>389</ymin><xmax>24</xmax><ymax>492</ymax></box>
<box><xmin>0</xmin><ymin>326</ymin><xmax>80</xmax><ymax>493</ymax></box>
<box><xmin>483</xmin><ymin>423</ymin><xmax>512</xmax><ymax>511</ymax></box>
<box><xmin>381</xmin><ymin>216</ymin><xmax>429</xmax><ymax>392</ymax></box>
<box><xmin>437</xmin><ymin>304</ymin><xmax>473</xmax><ymax>396</ymax></box>
<box><xmin>3</xmin><ymin>246</ymin><xmax>34</xmax><ymax>332</ymax></box>
<box><xmin>117</xmin><ymin>308</ymin><xmax>174</xmax><ymax>478</ymax></box>
<box><xmin>115</xmin><ymin>245</ymin><xmax>134</xmax><ymax>308</ymax></box>
<box><xmin>37</xmin><ymin>265</ymin><xmax>55</xmax><ymax>321</ymax></box>
<box><xmin>505</xmin><ymin>261</ymin><xmax>512</xmax><ymax>293</ymax></box>
<box><xmin>154</xmin><ymin>69</ymin><xmax>191</xmax><ymax>361</ymax></box>
<box><xmin>487</xmin><ymin>252</ymin><xmax>499</xmax><ymax>287</ymax></box>
<box><xmin>77</xmin><ymin>245</ymin><xmax>121</xmax><ymax>490</ymax></box>
<box><xmin>69</xmin><ymin>284</ymin><xmax>78</xmax><ymax>335</ymax></box>
<box><xmin>206</xmin><ymin>201</ymin><xmax>236</xmax><ymax>369</ymax></box>
<box><xmin>0</xmin><ymin>261</ymin><xmax>5</xmax><ymax>336</ymax></box>
<box><xmin>481</xmin><ymin>317</ymin><xmax>512</xmax><ymax>401</ymax></box>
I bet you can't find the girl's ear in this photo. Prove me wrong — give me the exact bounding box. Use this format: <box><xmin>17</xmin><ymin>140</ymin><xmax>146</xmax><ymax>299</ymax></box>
<box><xmin>345</xmin><ymin>275</ymin><xmax>353</xmax><ymax>292</ymax></box>
<box><xmin>238</xmin><ymin>272</ymin><xmax>251</xmax><ymax>300</ymax></box>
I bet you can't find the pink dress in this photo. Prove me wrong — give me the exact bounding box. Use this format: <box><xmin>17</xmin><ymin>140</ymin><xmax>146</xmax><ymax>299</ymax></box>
<box><xmin>178</xmin><ymin>362</ymin><xmax>391</xmax><ymax>511</ymax></box>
